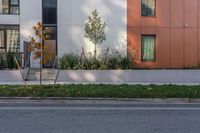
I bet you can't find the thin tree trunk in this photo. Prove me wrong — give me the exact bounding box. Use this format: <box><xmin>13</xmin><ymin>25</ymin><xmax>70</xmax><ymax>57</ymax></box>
<box><xmin>94</xmin><ymin>44</ymin><xmax>97</xmax><ymax>59</ymax></box>
<box><xmin>40</xmin><ymin>40</ymin><xmax>42</xmax><ymax>86</ymax></box>
<box><xmin>40</xmin><ymin>55</ymin><xmax>42</xmax><ymax>85</ymax></box>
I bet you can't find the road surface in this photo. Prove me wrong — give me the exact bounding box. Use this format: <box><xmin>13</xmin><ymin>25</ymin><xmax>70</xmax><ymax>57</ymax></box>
<box><xmin>0</xmin><ymin>100</ymin><xmax>200</xmax><ymax>133</ymax></box>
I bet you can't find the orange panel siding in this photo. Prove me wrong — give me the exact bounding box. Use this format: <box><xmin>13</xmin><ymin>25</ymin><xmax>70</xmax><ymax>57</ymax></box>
<box><xmin>141</xmin><ymin>28</ymin><xmax>156</xmax><ymax>34</ymax></box>
<box><xmin>156</xmin><ymin>28</ymin><xmax>170</xmax><ymax>68</ymax></box>
<box><xmin>184</xmin><ymin>28</ymin><xmax>198</xmax><ymax>66</ymax></box>
<box><xmin>141</xmin><ymin>17</ymin><xmax>156</xmax><ymax>28</ymax></box>
<box><xmin>170</xmin><ymin>28</ymin><xmax>184</xmax><ymax>68</ymax></box>
<box><xmin>171</xmin><ymin>0</ymin><xmax>184</xmax><ymax>27</ymax></box>
<box><xmin>128</xmin><ymin>0</ymin><xmax>200</xmax><ymax>68</ymax></box>
<box><xmin>184</xmin><ymin>0</ymin><xmax>198</xmax><ymax>27</ymax></box>
<box><xmin>156</xmin><ymin>0</ymin><xmax>171</xmax><ymax>27</ymax></box>
<box><xmin>127</xmin><ymin>0</ymin><xmax>141</xmax><ymax>27</ymax></box>
<box><xmin>198</xmin><ymin>0</ymin><xmax>200</xmax><ymax>27</ymax></box>
<box><xmin>127</xmin><ymin>28</ymin><xmax>141</xmax><ymax>66</ymax></box>
<box><xmin>198</xmin><ymin>28</ymin><xmax>200</xmax><ymax>63</ymax></box>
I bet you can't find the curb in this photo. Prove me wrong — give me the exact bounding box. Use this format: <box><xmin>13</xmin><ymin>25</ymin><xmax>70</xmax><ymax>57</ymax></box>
<box><xmin>0</xmin><ymin>97</ymin><xmax>200</xmax><ymax>103</ymax></box>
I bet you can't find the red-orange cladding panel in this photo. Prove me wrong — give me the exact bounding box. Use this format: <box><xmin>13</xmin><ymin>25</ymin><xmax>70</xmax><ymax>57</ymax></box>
<box><xmin>171</xmin><ymin>0</ymin><xmax>184</xmax><ymax>27</ymax></box>
<box><xmin>170</xmin><ymin>28</ymin><xmax>184</xmax><ymax>68</ymax></box>
<box><xmin>184</xmin><ymin>28</ymin><xmax>198</xmax><ymax>67</ymax></box>
<box><xmin>156</xmin><ymin>0</ymin><xmax>171</xmax><ymax>27</ymax></box>
<box><xmin>127</xmin><ymin>28</ymin><xmax>142</xmax><ymax>66</ymax></box>
<box><xmin>198</xmin><ymin>0</ymin><xmax>200</xmax><ymax>27</ymax></box>
<box><xmin>141</xmin><ymin>17</ymin><xmax>156</xmax><ymax>28</ymax></box>
<box><xmin>127</xmin><ymin>0</ymin><xmax>141</xmax><ymax>27</ymax></box>
<box><xmin>198</xmin><ymin>28</ymin><xmax>200</xmax><ymax>63</ymax></box>
<box><xmin>156</xmin><ymin>28</ymin><xmax>170</xmax><ymax>68</ymax></box>
<box><xmin>141</xmin><ymin>28</ymin><xmax>156</xmax><ymax>34</ymax></box>
<box><xmin>184</xmin><ymin>0</ymin><xmax>198</xmax><ymax>27</ymax></box>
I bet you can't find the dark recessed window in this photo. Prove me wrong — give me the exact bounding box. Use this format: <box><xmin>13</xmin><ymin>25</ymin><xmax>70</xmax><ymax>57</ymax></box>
<box><xmin>44</xmin><ymin>26</ymin><xmax>57</xmax><ymax>40</ymax></box>
<box><xmin>43</xmin><ymin>0</ymin><xmax>57</xmax><ymax>24</ymax></box>
<box><xmin>0</xmin><ymin>0</ymin><xmax>19</xmax><ymax>15</ymax></box>
<box><xmin>141</xmin><ymin>35</ymin><xmax>156</xmax><ymax>62</ymax></box>
<box><xmin>141</xmin><ymin>0</ymin><xmax>156</xmax><ymax>16</ymax></box>
<box><xmin>0</xmin><ymin>30</ymin><xmax>5</xmax><ymax>48</ymax></box>
<box><xmin>42</xmin><ymin>0</ymin><xmax>57</xmax><ymax>68</ymax></box>
<box><xmin>0</xmin><ymin>25</ymin><xmax>20</xmax><ymax>53</ymax></box>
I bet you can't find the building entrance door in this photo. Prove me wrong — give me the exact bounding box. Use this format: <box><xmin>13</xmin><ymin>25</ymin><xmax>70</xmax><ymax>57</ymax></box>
<box><xmin>42</xmin><ymin>0</ymin><xmax>57</xmax><ymax>68</ymax></box>
<box><xmin>43</xmin><ymin>26</ymin><xmax>57</xmax><ymax>68</ymax></box>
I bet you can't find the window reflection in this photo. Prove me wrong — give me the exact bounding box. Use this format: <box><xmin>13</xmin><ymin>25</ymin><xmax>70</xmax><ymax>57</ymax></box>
<box><xmin>0</xmin><ymin>30</ymin><xmax>4</xmax><ymax>48</ymax></box>
<box><xmin>0</xmin><ymin>0</ymin><xmax>19</xmax><ymax>14</ymax></box>
<box><xmin>43</xmin><ymin>0</ymin><xmax>57</xmax><ymax>24</ymax></box>
<box><xmin>6</xmin><ymin>29</ymin><xmax>20</xmax><ymax>52</ymax></box>
<box><xmin>0</xmin><ymin>26</ymin><xmax>20</xmax><ymax>53</ymax></box>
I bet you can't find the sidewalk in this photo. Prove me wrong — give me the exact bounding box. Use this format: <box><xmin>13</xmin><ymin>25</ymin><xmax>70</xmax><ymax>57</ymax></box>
<box><xmin>1</xmin><ymin>70</ymin><xmax>200</xmax><ymax>85</ymax></box>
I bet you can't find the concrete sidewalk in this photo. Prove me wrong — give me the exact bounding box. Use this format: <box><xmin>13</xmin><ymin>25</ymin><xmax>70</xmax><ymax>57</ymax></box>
<box><xmin>1</xmin><ymin>70</ymin><xmax>200</xmax><ymax>85</ymax></box>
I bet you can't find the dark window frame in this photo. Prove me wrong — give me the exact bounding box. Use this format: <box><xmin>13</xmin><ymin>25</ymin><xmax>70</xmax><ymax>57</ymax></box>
<box><xmin>141</xmin><ymin>0</ymin><xmax>156</xmax><ymax>17</ymax></box>
<box><xmin>141</xmin><ymin>34</ymin><xmax>156</xmax><ymax>62</ymax></box>
<box><xmin>0</xmin><ymin>0</ymin><xmax>20</xmax><ymax>15</ymax></box>
<box><xmin>42</xmin><ymin>0</ymin><xmax>57</xmax><ymax>25</ymax></box>
<box><xmin>0</xmin><ymin>25</ymin><xmax>20</xmax><ymax>53</ymax></box>
<box><xmin>42</xmin><ymin>0</ymin><xmax>57</xmax><ymax>68</ymax></box>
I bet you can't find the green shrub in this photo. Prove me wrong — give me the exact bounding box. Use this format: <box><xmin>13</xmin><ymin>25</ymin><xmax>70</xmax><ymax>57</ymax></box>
<box><xmin>7</xmin><ymin>51</ymin><xmax>14</xmax><ymax>69</ymax></box>
<box><xmin>0</xmin><ymin>54</ymin><xmax>5</xmax><ymax>68</ymax></box>
<box><xmin>119</xmin><ymin>57</ymin><xmax>133</xmax><ymax>70</ymax></box>
<box><xmin>7</xmin><ymin>51</ymin><xmax>18</xmax><ymax>69</ymax></box>
<box><xmin>59</xmin><ymin>52</ymin><xmax>80</xmax><ymax>70</ymax></box>
<box><xmin>59</xmin><ymin>51</ymin><xmax>133</xmax><ymax>70</ymax></box>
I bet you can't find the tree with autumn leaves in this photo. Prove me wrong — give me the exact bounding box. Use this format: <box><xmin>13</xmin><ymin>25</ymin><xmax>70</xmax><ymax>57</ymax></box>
<box><xmin>29</xmin><ymin>22</ymin><xmax>55</xmax><ymax>85</ymax></box>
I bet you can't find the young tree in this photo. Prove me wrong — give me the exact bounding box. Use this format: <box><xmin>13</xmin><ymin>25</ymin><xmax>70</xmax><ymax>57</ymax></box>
<box><xmin>84</xmin><ymin>9</ymin><xmax>106</xmax><ymax>59</ymax></box>
<box><xmin>29</xmin><ymin>22</ymin><xmax>55</xmax><ymax>85</ymax></box>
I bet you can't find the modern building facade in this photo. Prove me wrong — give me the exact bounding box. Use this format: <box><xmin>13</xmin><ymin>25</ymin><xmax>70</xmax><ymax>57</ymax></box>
<box><xmin>0</xmin><ymin>0</ymin><xmax>127</xmax><ymax>68</ymax></box>
<box><xmin>0</xmin><ymin>0</ymin><xmax>200</xmax><ymax>69</ymax></box>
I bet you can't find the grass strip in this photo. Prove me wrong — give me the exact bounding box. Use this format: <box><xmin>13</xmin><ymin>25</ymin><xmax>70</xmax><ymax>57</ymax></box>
<box><xmin>0</xmin><ymin>84</ymin><xmax>200</xmax><ymax>98</ymax></box>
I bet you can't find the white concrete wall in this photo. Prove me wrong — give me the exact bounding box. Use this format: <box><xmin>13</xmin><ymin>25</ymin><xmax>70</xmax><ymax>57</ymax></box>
<box><xmin>20</xmin><ymin>0</ymin><xmax>42</xmax><ymax>68</ymax></box>
<box><xmin>0</xmin><ymin>70</ymin><xmax>23</xmax><ymax>82</ymax></box>
<box><xmin>0</xmin><ymin>0</ymin><xmax>127</xmax><ymax>68</ymax></box>
<box><xmin>0</xmin><ymin>15</ymin><xmax>19</xmax><ymax>25</ymax></box>
<box><xmin>57</xmin><ymin>0</ymin><xmax>127</xmax><ymax>57</ymax></box>
<box><xmin>57</xmin><ymin>70</ymin><xmax>200</xmax><ymax>85</ymax></box>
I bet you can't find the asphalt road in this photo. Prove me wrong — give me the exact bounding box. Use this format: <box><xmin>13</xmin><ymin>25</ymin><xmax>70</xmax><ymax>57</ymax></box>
<box><xmin>0</xmin><ymin>100</ymin><xmax>200</xmax><ymax>133</ymax></box>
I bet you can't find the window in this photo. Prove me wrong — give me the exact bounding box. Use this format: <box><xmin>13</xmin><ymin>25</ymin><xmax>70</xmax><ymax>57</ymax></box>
<box><xmin>141</xmin><ymin>0</ymin><xmax>156</xmax><ymax>16</ymax></box>
<box><xmin>44</xmin><ymin>26</ymin><xmax>57</xmax><ymax>40</ymax></box>
<box><xmin>42</xmin><ymin>0</ymin><xmax>57</xmax><ymax>67</ymax></box>
<box><xmin>141</xmin><ymin>35</ymin><xmax>156</xmax><ymax>62</ymax></box>
<box><xmin>42</xmin><ymin>0</ymin><xmax>57</xmax><ymax>24</ymax></box>
<box><xmin>0</xmin><ymin>30</ymin><xmax>5</xmax><ymax>48</ymax></box>
<box><xmin>0</xmin><ymin>0</ymin><xmax>19</xmax><ymax>14</ymax></box>
<box><xmin>0</xmin><ymin>25</ymin><xmax>20</xmax><ymax>53</ymax></box>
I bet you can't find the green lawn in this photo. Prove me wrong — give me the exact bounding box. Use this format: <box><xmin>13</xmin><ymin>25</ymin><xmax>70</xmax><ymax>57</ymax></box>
<box><xmin>1</xmin><ymin>84</ymin><xmax>200</xmax><ymax>98</ymax></box>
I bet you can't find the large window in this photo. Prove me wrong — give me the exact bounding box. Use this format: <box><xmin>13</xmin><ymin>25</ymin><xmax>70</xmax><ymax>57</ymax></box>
<box><xmin>0</xmin><ymin>30</ymin><xmax>5</xmax><ymax>48</ymax></box>
<box><xmin>42</xmin><ymin>0</ymin><xmax>57</xmax><ymax>67</ymax></box>
<box><xmin>141</xmin><ymin>0</ymin><xmax>156</xmax><ymax>16</ymax></box>
<box><xmin>0</xmin><ymin>25</ymin><xmax>20</xmax><ymax>53</ymax></box>
<box><xmin>141</xmin><ymin>35</ymin><xmax>156</xmax><ymax>62</ymax></box>
<box><xmin>0</xmin><ymin>0</ymin><xmax>19</xmax><ymax>14</ymax></box>
<box><xmin>42</xmin><ymin>0</ymin><xmax>57</xmax><ymax>24</ymax></box>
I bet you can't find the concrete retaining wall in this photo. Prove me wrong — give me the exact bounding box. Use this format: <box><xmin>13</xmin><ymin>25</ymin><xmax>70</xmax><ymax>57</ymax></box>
<box><xmin>1</xmin><ymin>70</ymin><xmax>200</xmax><ymax>85</ymax></box>
<box><xmin>57</xmin><ymin>70</ymin><xmax>200</xmax><ymax>84</ymax></box>
<box><xmin>0</xmin><ymin>70</ymin><xmax>23</xmax><ymax>82</ymax></box>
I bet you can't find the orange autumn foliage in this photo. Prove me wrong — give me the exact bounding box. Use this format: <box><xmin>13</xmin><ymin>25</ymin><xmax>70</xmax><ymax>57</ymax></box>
<box><xmin>29</xmin><ymin>22</ymin><xmax>55</xmax><ymax>64</ymax></box>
